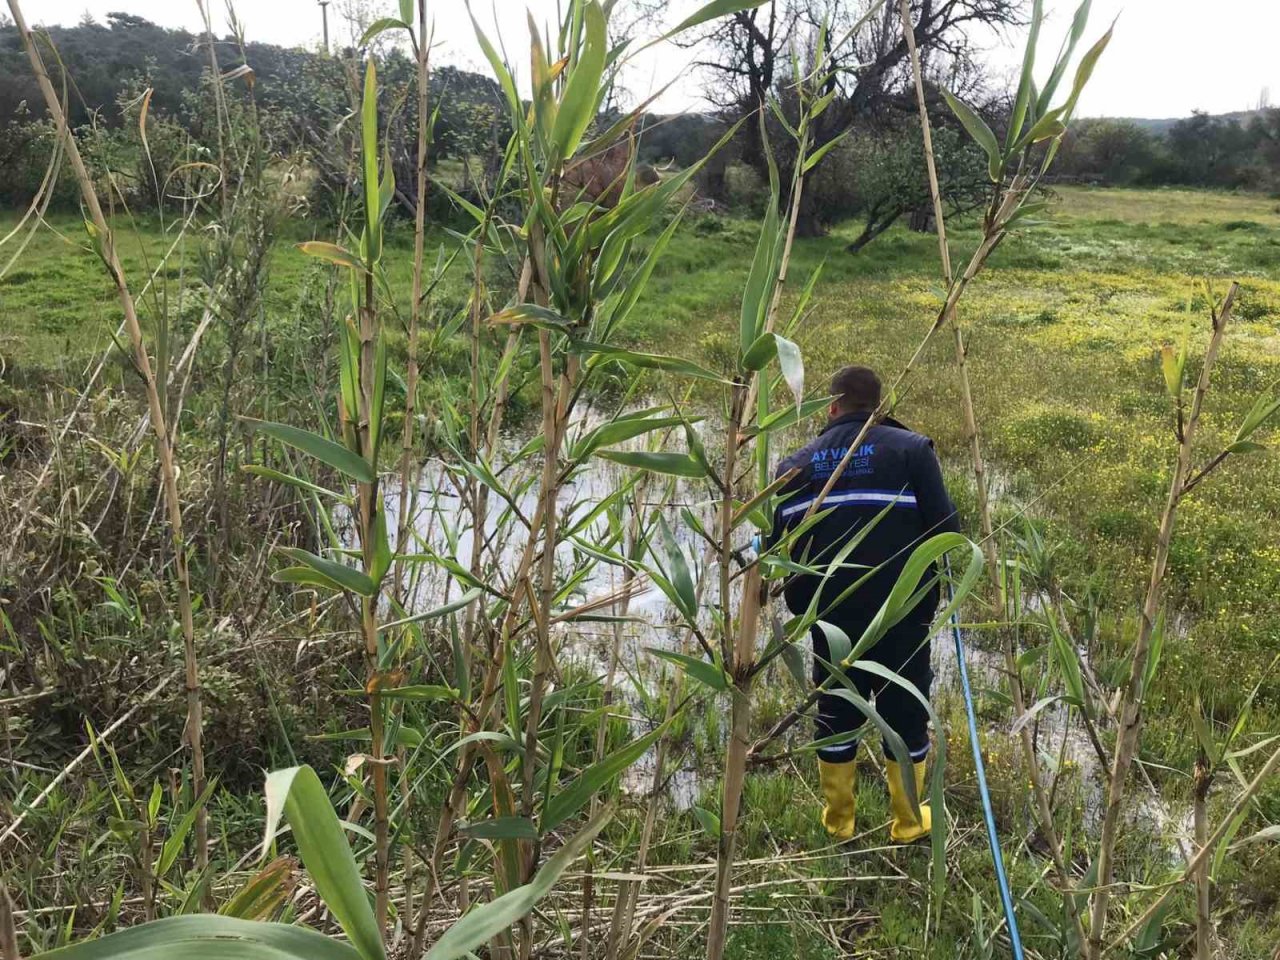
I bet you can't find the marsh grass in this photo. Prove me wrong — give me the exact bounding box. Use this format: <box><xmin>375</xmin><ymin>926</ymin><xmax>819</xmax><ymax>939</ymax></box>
<box><xmin>4</xmin><ymin>0</ymin><xmax>1280</xmax><ymax>956</ymax></box>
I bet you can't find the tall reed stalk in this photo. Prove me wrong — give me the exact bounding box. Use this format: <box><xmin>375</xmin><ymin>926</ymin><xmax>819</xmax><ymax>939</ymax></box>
<box><xmin>896</xmin><ymin>0</ymin><xmax>1089</xmax><ymax>946</ymax></box>
<box><xmin>7</xmin><ymin>0</ymin><xmax>210</xmax><ymax>877</ymax></box>
<box><xmin>395</xmin><ymin>0</ymin><xmax>432</xmax><ymax>597</ymax></box>
<box><xmin>1086</xmin><ymin>286</ymin><xmax>1237</xmax><ymax>958</ymax></box>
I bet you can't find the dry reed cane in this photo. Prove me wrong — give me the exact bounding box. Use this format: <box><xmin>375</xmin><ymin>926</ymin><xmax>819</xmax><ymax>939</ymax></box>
<box><xmin>7</xmin><ymin>0</ymin><xmax>210</xmax><ymax>877</ymax></box>
<box><xmin>896</xmin><ymin>0</ymin><xmax>1088</xmax><ymax>946</ymax></box>
<box><xmin>1087</xmin><ymin>284</ymin><xmax>1238</xmax><ymax>959</ymax></box>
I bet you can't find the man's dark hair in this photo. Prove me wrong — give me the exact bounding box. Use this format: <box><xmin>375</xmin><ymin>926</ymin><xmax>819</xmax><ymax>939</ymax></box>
<box><xmin>830</xmin><ymin>365</ymin><xmax>881</xmax><ymax>413</ymax></box>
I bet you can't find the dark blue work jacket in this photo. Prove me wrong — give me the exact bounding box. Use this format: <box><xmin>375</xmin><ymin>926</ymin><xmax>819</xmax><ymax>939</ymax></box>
<box><xmin>770</xmin><ymin>411</ymin><xmax>960</xmax><ymax>624</ymax></box>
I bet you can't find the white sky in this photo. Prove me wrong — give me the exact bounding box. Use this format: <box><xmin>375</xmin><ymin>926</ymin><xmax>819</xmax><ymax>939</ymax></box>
<box><xmin>19</xmin><ymin>0</ymin><xmax>1280</xmax><ymax>118</ymax></box>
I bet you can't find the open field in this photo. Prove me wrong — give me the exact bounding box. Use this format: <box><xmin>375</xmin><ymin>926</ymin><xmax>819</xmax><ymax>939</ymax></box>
<box><xmin>3</xmin><ymin>185</ymin><xmax>1280</xmax><ymax>957</ymax></box>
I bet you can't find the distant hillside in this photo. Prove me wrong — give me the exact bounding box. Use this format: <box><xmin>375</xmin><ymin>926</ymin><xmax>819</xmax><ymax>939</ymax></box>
<box><xmin>1102</xmin><ymin>109</ymin><xmax>1266</xmax><ymax>137</ymax></box>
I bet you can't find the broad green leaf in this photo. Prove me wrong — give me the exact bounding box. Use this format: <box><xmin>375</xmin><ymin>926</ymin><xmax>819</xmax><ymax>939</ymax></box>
<box><xmin>489</xmin><ymin>304</ymin><xmax>573</xmax><ymax>329</ymax></box>
<box><xmin>458</xmin><ymin>817</ymin><xmax>539</xmax><ymax>841</ymax></box>
<box><xmin>37</xmin><ymin>916</ymin><xmax>359</xmax><ymax>960</ymax></box>
<box><xmin>1038</xmin><ymin>0</ymin><xmax>1093</xmax><ymax>111</ymax></box>
<box><xmin>277</xmin><ymin>548</ymin><xmax>377</xmax><ymax>597</ymax></box>
<box><xmin>743</xmin><ymin>396</ymin><xmax>834</xmax><ymax>436</ymax></box>
<box><xmin>656</xmin><ymin>513</ymin><xmax>696</xmax><ymax>619</ymax></box>
<box><xmin>801</xmin><ymin>130</ymin><xmax>849</xmax><ymax>173</ymax></box>
<box><xmin>157</xmin><ymin>779</ymin><xmax>218</xmax><ymax>877</ymax></box>
<box><xmin>1227</xmin><ymin>440</ymin><xmax>1266</xmax><ymax>455</ymax></box>
<box><xmin>262</xmin><ymin>766</ymin><xmax>386</xmax><ymax>960</ymax></box>
<box><xmin>1006</xmin><ymin>0</ymin><xmax>1043</xmax><ymax>148</ymax></box>
<box><xmin>469</xmin><ymin>12</ymin><xmax>521</xmax><ymax>119</ymax></box>
<box><xmin>378</xmin><ymin>588</ymin><xmax>484</xmax><ymax>632</ymax></box>
<box><xmin>360</xmin><ymin>58</ymin><xmax>381</xmax><ymax>264</ymax></box>
<box><xmin>425</xmin><ymin>806</ymin><xmax>612</xmax><ymax>959</ymax></box>
<box><xmin>780</xmin><ymin>634</ymin><xmax>807</xmax><ymax>686</ymax></box>
<box><xmin>646</xmin><ymin>648</ymin><xmax>727</xmax><ymax>692</ymax></box>
<box><xmin>375</xmin><ymin>684</ymin><xmax>459</xmax><ymax>701</ymax></box>
<box><xmin>596</xmin><ymin>449</ymin><xmax>708</xmax><ymax>478</ymax></box>
<box><xmin>274</xmin><ymin>567</ymin><xmax>354</xmax><ymax>595</ymax></box>
<box><xmin>542</xmin><ymin>726</ymin><xmax>665</xmax><ymax>832</ymax></box>
<box><xmin>527</xmin><ymin>14</ymin><xmax>557</xmax><ymax>146</ymax></box>
<box><xmin>740</xmin><ymin>332</ymin><xmax>778</xmax><ymax>371</ymax></box>
<box><xmin>815</xmin><ymin>621</ymin><xmax>852</xmax><ymax>667</ymax></box>
<box><xmin>1016</xmin><ymin>107</ymin><xmax>1067</xmax><ymax>149</ymax></box>
<box><xmin>1047</xmin><ymin>616</ymin><xmax>1085</xmax><ymax>705</ymax></box>
<box><xmin>941</xmin><ymin>88</ymin><xmax>1001</xmax><ymax>182</ymax></box>
<box><xmin>740</xmin><ymin>194</ymin><xmax>781</xmax><ymax>352</ymax></box>
<box><xmin>1233</xmin><ymin>384</ymin><xmax>1280</xmax><ymax>442</ymax></box>
<box><xmin>570</xmin><ymin>415</ymin><xmax>694</xmax><ymax>460</ymax></box>
<box><xmin>219</xmin><ymin>858</ymin><xmax>296</xmax><ymax>921</ymax></box>
<box><xmin>692</xmin><ymin>805</ymin><xmax>721</xmax><ymax>838</ymax></box>
<box><xmin>240</xmin><ymin>464</ymin><xmax>351</xmax><ymax>503</ymax></box>
<box><xmin>574</xmin><ymin>340</ymin><xmax>725</xmax><ymax>382</ymax></box>
<box><xmin>662</xmin><ymin>0</ymin><xmax>768</xmax><ymax>40</ymax></box>
<box><xmin>848</xmin><ymin>533</ymin><xmax>984</xmax><ymax>662</ymax></box>
<box><xmin>359</xmin><ymin>17</ymin><xmax>409</xmax><ymax>47</ymax></box>
<box><xmin>552</xmin><ymin>1</ymin><xmax>607</xmax><ymax>159</ymax></box>
<box><xmin>817</xmin><ymin>661</ymin><xmax>913</xmax><ymax>775</ymax></box>
<box><xmin>297</xmin><ymin>242</ymin><xmax>367</xmax><ymax>273</ymax></box>
<box><xmin>367</xmin><ymin>508</ymin><xmax>391</xmax><ymax>586</ymax></box>
<box><xmin>245</xmin><ymin>419</ymin><xmax>375</xmax><ymax>483</ymax></box>
<box><xmin>1060</xmin><ymin>20</ymin><xmax>1115</xmax><ymax>120</ymax></box>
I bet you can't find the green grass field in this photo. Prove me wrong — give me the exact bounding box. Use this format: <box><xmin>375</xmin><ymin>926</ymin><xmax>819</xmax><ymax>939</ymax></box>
<box><xmin>4</xmin><ymin>185</ymin><xmax>1280</xmax><ymax>955</ymax></box>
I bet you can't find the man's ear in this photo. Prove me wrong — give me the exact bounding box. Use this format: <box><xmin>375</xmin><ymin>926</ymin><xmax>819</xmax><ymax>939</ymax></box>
<box><xmin>828</xmin><ymin>401</ymin><xmax>840</xmax><ymax>418</ymax></box>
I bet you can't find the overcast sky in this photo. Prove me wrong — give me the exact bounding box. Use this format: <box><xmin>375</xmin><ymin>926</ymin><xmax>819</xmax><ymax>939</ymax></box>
<box><xmin>19</xmin><ymin>1</ymin><xmax>1280</xmax><ymax>119</ymax></box>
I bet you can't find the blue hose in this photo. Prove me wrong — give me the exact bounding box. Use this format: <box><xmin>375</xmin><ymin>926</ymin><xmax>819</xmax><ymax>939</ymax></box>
<box><xmin>946</xmin><ymin>557</ymin><xmax>1025</xmax><ymax>960</ymax></box>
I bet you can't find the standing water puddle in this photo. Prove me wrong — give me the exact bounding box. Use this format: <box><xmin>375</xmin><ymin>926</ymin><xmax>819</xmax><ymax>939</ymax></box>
<box><xmin>363</xmin><ymin>410</ymin><xmax>1194</xmax><ymax>852</ymax></box>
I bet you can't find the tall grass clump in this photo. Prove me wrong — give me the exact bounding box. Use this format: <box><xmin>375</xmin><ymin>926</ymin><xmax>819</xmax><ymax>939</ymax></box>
<box><xmin>896</xmin><ymin>0</ymin><xmax>1280</xmax><ymax>955</ymax></box>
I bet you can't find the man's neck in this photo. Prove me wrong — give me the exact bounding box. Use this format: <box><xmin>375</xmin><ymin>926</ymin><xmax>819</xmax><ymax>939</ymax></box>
<box><xmin>827</xmin><ymin>408</ymin><xmax>874</xmax><ymax>428</ymax></box>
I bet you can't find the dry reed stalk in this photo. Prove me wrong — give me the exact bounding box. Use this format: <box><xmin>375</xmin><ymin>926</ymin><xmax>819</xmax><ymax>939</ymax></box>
<box><xmin>1109</xmin><ymin>734</ymin><xmax>1280</xmax><ymax>955</ymax></box>
<box><xmin>195</xmin><ymin>0</ymin><xmax>229</xmax><ymax>211</ymax></box>
<box><xmin>706</xmin><ymin>563</ymin><xmax>763</xmax><ymax>960</ymax></box>
<box><xmin>605</xmin><ymin>545</ymin><xmax>718</xmax><ymax>959</ymax></box>
<box><xmin>395</xmin><ymin>0</ymin><xmax>432</xmax><ymax>599</ymax></box>
<box><xmin>1193</xmin><ymin>752</ymin><xmax>1213</xmax><ymax>960</ymax></box>
<box><xmin>1087</xmin><ymin>283</ymin><xmax>1238</xmax><ymax>959</ymax></box>
<box><xmin>0</xmin><ymin>882</ymin><xmax>16</xmax><ymax>960</ymax></box>
<box><xmin>895</xmin><ymin>0</ymin><xmax>1088</xmax><ymax>946</ymax></box>
<box><xmin>353</xmin><ymin>263</ymin><xmax>390</xmax><ymax>931</ymax></box>
<box><xmin>7</xmin><ymin>0</ymin><xmax>210</xmax><ymax>876</ymax></box>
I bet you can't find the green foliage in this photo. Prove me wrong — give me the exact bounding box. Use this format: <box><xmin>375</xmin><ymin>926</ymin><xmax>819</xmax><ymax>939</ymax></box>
<box><xmin>38</xmin><ymin>916</ymin><xmax>362</xmax><ymax>960</ymax></box>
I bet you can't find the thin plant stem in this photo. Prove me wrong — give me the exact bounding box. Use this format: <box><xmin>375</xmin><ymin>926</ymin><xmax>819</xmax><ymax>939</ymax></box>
<box><xmin>1193</xmin><ymin>751</ymin><xmax>1213</xmax><ymax>960</ymax></box>
<box><xmin>354</xmin><ymin>262</ymin><xmax>390</xmax><ymax>932</ymax></box>
<box><xmin>1087</xmin><ymin>283</ymin><xmax>1238</xmax><ymax>959</ymax></box>
<box><xmin>7</xmin><ymin>0</ymin><xmax>210</xmax><ymax>877</ymax></box>
<box><xmin>1107</xmin><ymin>734</ymin><xmax>1280</xmax><ymax>956</ymax></box>
<box><xmin>896</xmin><ymin>0</ymin><xmax>1087</xmax><ymax>945</ymax></box>
<box><xmin>706</xmin><ymin>564</ymin><xmax>763</xmax><ymax>960</ymax></box>
<box><xmin>395</xmin><ymin>1</ymin><xmax>431</xmax><ymax>598</ymax></box>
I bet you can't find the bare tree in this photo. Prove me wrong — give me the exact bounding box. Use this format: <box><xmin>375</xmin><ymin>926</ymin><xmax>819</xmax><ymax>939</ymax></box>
<box><xmin>632</xmin><ymin>0</ymin><xmax>1022</xmax><ymax>235</ymax></box>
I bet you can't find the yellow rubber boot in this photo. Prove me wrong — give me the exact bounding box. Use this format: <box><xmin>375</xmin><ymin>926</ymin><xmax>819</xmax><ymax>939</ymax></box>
<box><xmin>886</xmin><ymin>759</ymin><xmax>931</xmax><ymax>843</ymax></box>
<box><xmin>817</xmin><ymin>759</ymin><xmax>857</xmax><ymax>840</ymax></box>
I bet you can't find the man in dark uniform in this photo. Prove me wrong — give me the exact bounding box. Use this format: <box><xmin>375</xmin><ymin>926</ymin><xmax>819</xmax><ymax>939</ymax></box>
<box><xmin>771</xmin><ymin>365</ymin><xmax>959</xmax><ymax>842</ymax></box>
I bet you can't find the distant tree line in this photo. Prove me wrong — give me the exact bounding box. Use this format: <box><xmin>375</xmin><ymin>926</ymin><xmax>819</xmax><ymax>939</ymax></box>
<box><xmin>3</xmin><ymin>9</ymin><xmax>1277</xmax><ymax>240</ymax></box>
<box><xmin>1052</xmin><ymin>111</ymin><xmax>1280</xmax><ymax>192</ymax></box>
<box><xmin>0</xmin><ymin>12</ymin><xmax>509</xmax><ymax>213</ymax></box>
